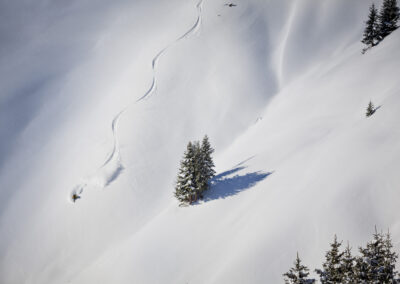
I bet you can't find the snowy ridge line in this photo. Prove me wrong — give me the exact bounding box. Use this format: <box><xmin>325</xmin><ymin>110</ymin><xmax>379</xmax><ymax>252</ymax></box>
<box><xmin>71</xmin><ymin>0</ymin><xmax>204</xmax><ymax>200</ymax></box>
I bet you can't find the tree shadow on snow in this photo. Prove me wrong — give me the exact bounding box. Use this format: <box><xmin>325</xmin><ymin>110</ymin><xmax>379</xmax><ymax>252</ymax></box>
<box><xmin>374</xmin><ymin>105</ymin><xmax>382</xmax><ymax>112</ymax></box>
<box><xmin>203</xmin><ymin>167</ymin><xmax>272</xmax><ymax>202</ymax></box>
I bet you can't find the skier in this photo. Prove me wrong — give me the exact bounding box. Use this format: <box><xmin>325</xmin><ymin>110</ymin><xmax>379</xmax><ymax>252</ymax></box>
<box><xmin>72</xmin><ymin>193</ymin><xmax>81</xmax><ymax>202</ymax></box>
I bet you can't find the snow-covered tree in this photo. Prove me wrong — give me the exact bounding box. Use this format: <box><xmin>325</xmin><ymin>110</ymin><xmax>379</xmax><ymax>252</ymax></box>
<box><xmin>175</xmin><ymin>136</ymin><xmax>216</xmax><ymax>204</ymax></box>
<box><xmin>340</xmin><ymin>243</ymin><xmax>356</xmax><ymax>284</ymax></box>
<box><xmin>354</xmin><ymin>228</ymin><xmax>399</xmax><ymax>283</ymax></box>
<box><xmin>193</xmin><ymin>141</ymin><xmax>203</xmax><ymax>196</ymax></box>
<box><xmin>355</xmin><ymin>229</ymin><xmax>383</xmax><ymax>282</ymax></box>
<box><xmin>283</xmin><ymin>253</ymin><xmax>316</xmax><ymax>284</ymax></box>
<box><xmin>366</xmin><ymin>101</ymin><xmax>376</xmax><ymax>117</ymax></box>
<box><xmin>198</xmin><ymin>135</ymin><xmax>216</xmax><ymax>194</ymax></box>
<box><xmin>315</xmin><ymin>235</ymin><xmax>345</xmax><ymax>284</ymax></box>
<box><xmin>175</xmin><ymin>142</ymin><xmax>198</xmax><ymax>204</ymax></box>
<box><xmin>381</xmin><ymin>230</ymin><xmax>399</xmax><ymax>282</ymax></box>
<box><xmin>362</xmin><ymin>3</ymin><xmax>380</xmax><ymax>49</ymax></box>
<box><xmin>379</xmin><ymin>0</ymin><xmax>400</xmax><ymax>39</ymax></box>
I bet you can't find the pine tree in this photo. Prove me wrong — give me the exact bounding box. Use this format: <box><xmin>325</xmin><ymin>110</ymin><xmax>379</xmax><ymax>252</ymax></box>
<box><xmin>362</xmin><ymin>3</ymin><xmax>380</xmax><ymax>49</ymax></box>
<box><xmin>379</xmin><ymin>0</ymin><xmax>400</xmax><ymax>39</ymax></box>
<box><xmin>354</xmin><ymin>247</ymin><xmax>370</xmax><ymax>282</ymax></box>
<box><xmin>283</xmin><ymin>253</ymin><xmax>316</xmax><ymax>284</ymax></box>
<box><xmin>315</xmin><ymin>235</ymin><xmax>345</xmax><ymax>284</ymax></box>
<box><xmin>175</xmin><ymin>142</ymin><xmax>198</xmax><ymax>204</ymax></box>
<box><xmin>192</xmin><ymin>141</ymin><xmax>203</xmax><ymax>197</ymax></box>
<box><xmin>355</xmin><ymin>228</ymin><xmax>388</xmax><ymax>283</ymax></box>
<box><xmin>380</xmin><ymin>230</ymin><xmax>398</xmax><ymax>282</ymax></box>
<box><xmin>340</xmin><ymin>243</ymin><xmax>356</xmax><ymax>284</ymax></box>
<box><xmin>366</xmin><ymin>101</ymin><xmax>375</xmax><ymax>117</ymax></box>
<box><xmin>175</xmin><ymin>136</ymin><xmax>216</xmax><ymax>204</ymax></box>
<box><xmin>198</xmin><ymin>135</ymin><xmax>216</xmax><ymax>194</ymax></box>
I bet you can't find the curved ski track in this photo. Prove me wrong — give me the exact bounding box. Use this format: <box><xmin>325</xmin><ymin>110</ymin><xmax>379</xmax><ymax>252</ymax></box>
<box><xmin>71</xmin><ymin>0</ymin><xmax>204</xmax><ymax>200</ymax></box>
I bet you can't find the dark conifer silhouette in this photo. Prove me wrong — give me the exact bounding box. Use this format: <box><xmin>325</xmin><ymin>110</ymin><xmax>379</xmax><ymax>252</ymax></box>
<box><xmin>315</xmin><ymin>235</ymin><xmax>345</xmax><ymax>284</ymax></box>
<box><xmin>175</xmin><ymin>136</ymin><xmax>215</xmax><ymax>205</ymax></box>
<box><xmin>284</xmin><ymin>228</ymin><xmax>400</xmax><ymax>283</ymax></box>
<box><xmin>340</xmin><ymin>243</ymin><xmax>356</xmax><ymax>283</ymax></box>
<box><xmin>283</xmin><ymin>253</ymin><xmax>316</xmax><ymax>284</ymax></box>
<box><xmin>198</xmin><ymin>135</ymin><xmax>216</xmax><ymax>194</ymax></box>
<box><xmin>379</xmin><ymin>0</ymin><xmax>400</xmax><ymax>39</ymax></box>
<box><xmin>175</xmin><ymin>142</ymin><xmax>198</xmax><ymax>204</ymax></box>
<box><xmin>362</xmin><ymin>3</ymin><xmax>380</xmax><ymax>51</ymax></box>
<box><xmin>366</xmin><ymin>101</ymin><xmax>376</xmax><ymax>117</ymax></box>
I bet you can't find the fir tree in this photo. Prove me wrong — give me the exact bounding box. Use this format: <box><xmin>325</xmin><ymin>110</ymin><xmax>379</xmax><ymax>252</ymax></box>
<box><xmin>355</xmin><ymin>228</ymin><xmax>389</xmax><ymax>283</ymax></box>
<box><xmin>315</xmin><ymin>235</ymin><xmax>345</xmax><ymax>284</ymax></box>
<box><xmin>362</xmin><ymin>3</ymin><xmax>380</xmax><ymax>49</ymax></box>
<box><xmin>366</xmin><ymin>101</ymin><xmax>376</xmax><ymax>117</ymax></box>
<box><xmin>174</xmin><ymin>136</ymin><xmax>216</xmax><ymax>205</ymax></box>
<box><xmin>175</xmin><ymin>142</ymin><xmax>198</xmax><ymax>204</ymax></box>
<box><xmin>192</xmin><ymin>141</ymin><xmax>203</xmax><ymax>197</ymax></box>
<box><xmin>198</xmin><ymin>135</ymin><xmax>216</xmax><ymax>194</ymax></box>
<box><xmin>340</xmin><ymin>243</ymin><xmax>356</xmax><ymax>284</ymax></box>
<box><xmin>283</xmin><ymin>253</ymin><xmax>316</xmax><ymax>284</ymax></box>
<box><xmin>379</xmin><ymin>0</ymin><xmax>400</xmax><ymax>39</ymax></box>
<box><xmin>381</xmin><ymin>230</ymin><xmax>399</xmax><ymax>282</ymax></box>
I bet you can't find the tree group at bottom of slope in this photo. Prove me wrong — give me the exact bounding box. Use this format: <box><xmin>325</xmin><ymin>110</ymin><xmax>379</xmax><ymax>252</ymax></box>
<box><xmin>174</xmin><ymin>135</ymin><xmax>215</xmax><ymax>205</ymax></box>
<box><xmin>284</xmin><ymin>228</ymin><xmax>400</xmax><ymax>283</ymax></box>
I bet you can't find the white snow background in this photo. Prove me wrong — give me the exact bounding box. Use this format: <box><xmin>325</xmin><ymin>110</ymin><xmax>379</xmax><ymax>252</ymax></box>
<box><xmin>0</xmin><ymin>0</ymin><xmax>399</xmax><ymax>283</ymax></box>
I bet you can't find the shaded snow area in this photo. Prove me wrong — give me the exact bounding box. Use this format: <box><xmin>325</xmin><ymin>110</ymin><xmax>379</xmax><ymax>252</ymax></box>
<box><xmin>0</xmin><ymin>0</ymin><xmax>399</xmax><ymax>283</ymax></box>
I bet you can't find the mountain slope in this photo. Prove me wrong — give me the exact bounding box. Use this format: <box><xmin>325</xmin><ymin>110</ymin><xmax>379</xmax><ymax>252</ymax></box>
<box><xmin>0</xmin><ymin>0</ymin><xmax>399</xmax><ymax>283</ymax></box>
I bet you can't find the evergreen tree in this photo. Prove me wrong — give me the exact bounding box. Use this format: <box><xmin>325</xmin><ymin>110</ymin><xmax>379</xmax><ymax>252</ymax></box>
<box><xmin>192</xmin><ymin>141</ymin><xmax>203</xmax><ymax>197</ymax></box>
<box><xmin>174</xmin><ymin>136</ymin><xmax>216</xmax><ymax>204</ymax></box>
<box><xmin>175</xmin><ymin>142</ymin><xmax>198</xmax><ymax>204</ymax></box>
<box><xmin>381</xmin><ymin>230</ymin><xmax>399</xmax><ymax>282</ymax></box>
<box><xmin>379</xmin><ymin>0</ymin><xmax>400</xmax><ymax>39</ymax></box>
<box><xmin>198</xmin><ymin>135</ymin><xmax>216</xmax><ymax>194</ymax></box>
<box><xmin>366</xmin><ymin>101</ymin><xmax>376</xmax><ymax>117</ymax></box>
<box><xmin>362</xmin><ymin>3</ymin><xmax>380</xmax><ymax>49</ymax></box>
<box><xmin>355</xmin><ymin>228</ymin><xmax>390</xmax><ymax>283</ymax></box>
<box><xmin>340</xmin><ymin>243</ymin><xmax>356</xmax><ymax>284</ymax></box>
<box><xmin>283</xmin><ymin>253</ymin><xmax>316</xmax><ymax>284</ymax></box>
<box><xmin>315</xmin><ymin>235</ymin><xmax>345</xmax><ymax>284</ymax></box>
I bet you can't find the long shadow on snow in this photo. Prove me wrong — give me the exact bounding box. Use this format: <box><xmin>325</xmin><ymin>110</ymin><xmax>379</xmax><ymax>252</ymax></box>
<box><xmin>203</xmin><ymin>167</ymin><xmax>272</xmax><ymax>202</ymax></box>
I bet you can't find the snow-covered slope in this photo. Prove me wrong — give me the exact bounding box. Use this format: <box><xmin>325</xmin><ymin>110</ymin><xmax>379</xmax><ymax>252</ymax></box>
<box><xmin>0</xmin><ymin>0</ymin><xmax>399</xmax><ymax>283</ymax></box>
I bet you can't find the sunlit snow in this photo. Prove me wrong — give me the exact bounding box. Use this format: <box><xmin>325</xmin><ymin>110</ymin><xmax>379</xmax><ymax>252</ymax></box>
<box><xmin>0</xmin><ymin>0</ymin><xmax>399</xmax><ymax>283</ymax></box>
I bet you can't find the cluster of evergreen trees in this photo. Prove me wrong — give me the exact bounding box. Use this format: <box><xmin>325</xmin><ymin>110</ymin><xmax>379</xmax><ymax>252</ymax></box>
<box><xmin>174</xmin><ymin>135</ymin><xmax>215</xmax><ymax>205</ymax></box>
<box><xmin>284</xmin><ymin>229</ymin><xmax>400</xmax><ymax>283</ymax></box>
<box><xmin>362</xmin><ymin>0</ymin><xmax>399</xmax><ymax>52</ymax></box>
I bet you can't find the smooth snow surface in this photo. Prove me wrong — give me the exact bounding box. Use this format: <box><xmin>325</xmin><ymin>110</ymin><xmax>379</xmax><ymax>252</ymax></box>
<box><xmin>0</xmin><ymin>0</ymin><xmax>399</xmax><ymax>283</ymax></box>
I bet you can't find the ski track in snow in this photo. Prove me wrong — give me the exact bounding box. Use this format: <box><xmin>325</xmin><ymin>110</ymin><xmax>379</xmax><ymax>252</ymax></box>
<box><xmin>71</xmin><ymin>0</ymin><xmax>204</xmax><ymax>201</ymax></box>
<box><xmin>275</xmin><ymin>2</ymin><xmax>297</xmax><ymax>89</ymax></box>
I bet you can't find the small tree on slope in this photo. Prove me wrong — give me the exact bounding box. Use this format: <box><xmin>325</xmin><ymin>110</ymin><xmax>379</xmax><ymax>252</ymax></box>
<box><xmin>198</xmin><ymin>135</ymin><xmax>216</xmax><ymax>194</ymax></box>
<box><xmin>315</xmin><ymin>235</ymin><xmax>345</xmax><ymax>284</ymax></box>
<box><xmin>379</xmin><ymin>0</ymin><xmax>400</xmax><ymax>39</ymax></box>
<box><xmin>175</xmin><ymin>136</ymin><xmax>216</xmax><ymax>204</ymax></box>
<box><xmin>175</xmin><ymin>142</ymin><xmax>198</xmax><ymax>204</ymax></box>
<box><xmin>283</xmin><ymin>253</ymin><xmax>316</xmax><ymax>284</ymax></box>
<box><xmin>362</xmin><ymin>3</ymin><xmax>380</xmax><ymax>49</ymax></box>
<box><xmin>366</xmin><ymin>101</ymin><xmax>376</xmax><ymax>117</ymax></box>
<box><xmin>192</xmin><ymin>141</ymin><xmax>203</xmax><ymax>197</ymax></box>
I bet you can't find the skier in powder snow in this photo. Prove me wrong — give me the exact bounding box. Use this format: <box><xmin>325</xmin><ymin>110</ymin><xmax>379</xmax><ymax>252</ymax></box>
<box><xmin>72</xmin><ymin>193</ymin><xmax>81</xmax><ymax>202</ymax></box>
